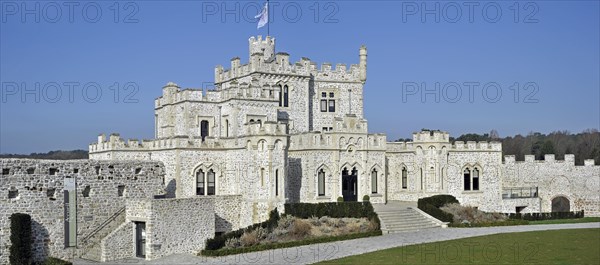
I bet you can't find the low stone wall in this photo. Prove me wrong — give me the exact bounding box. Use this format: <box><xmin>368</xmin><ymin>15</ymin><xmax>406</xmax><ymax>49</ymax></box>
<box><xmin>101</xmin><ymin>222</ymin><xmax>134</xmax><ymax>262</ymax></box>
<box><xmin>0</xmin><ymin>159</ymin><xmax>164</xmax><ymax>264</ymax></box>
<box><xmin>124</xmin><ymin>197</ymin><xmax>215</xmax><ymax>260</ymax></box>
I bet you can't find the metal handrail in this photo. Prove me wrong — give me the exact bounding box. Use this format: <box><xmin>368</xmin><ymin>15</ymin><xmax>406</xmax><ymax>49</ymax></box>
<box><xmin>502</xmin><ymin>187</ymin><xmax>539</xmax><ymax>199</ymax></box>
<box><xmin>81</xmin><ymin>206</ymin><xmax>126</xmax><ymax>244</ymax></box>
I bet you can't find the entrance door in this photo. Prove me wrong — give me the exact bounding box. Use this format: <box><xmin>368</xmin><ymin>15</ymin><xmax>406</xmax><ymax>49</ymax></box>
<box><xmin>551</xmin><ymin>196</ymin><xmax>570</xmax><ymax>212</ymax></box>
<box><xmin>135</xmin><ymin>222</ymin><xmax>146</xmax><ymax>258</ymax></box>
<box><xmin>341</xmin><ymin>168</ymin><xmax>358</xmax><ymax>201</ymax></box>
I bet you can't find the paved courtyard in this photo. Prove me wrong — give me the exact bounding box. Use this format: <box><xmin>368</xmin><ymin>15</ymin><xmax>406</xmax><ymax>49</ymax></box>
<box><xmin>74</xmin><ymin>222</ymin><xmax>600</xmax><ymax>265</ymax></box>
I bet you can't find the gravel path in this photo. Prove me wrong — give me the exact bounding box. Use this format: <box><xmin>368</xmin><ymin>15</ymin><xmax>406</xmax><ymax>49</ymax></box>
<box><xmin>74</xmin><ymin>222</ymin><xmax>600</xmax><ymax>265</ymax></box>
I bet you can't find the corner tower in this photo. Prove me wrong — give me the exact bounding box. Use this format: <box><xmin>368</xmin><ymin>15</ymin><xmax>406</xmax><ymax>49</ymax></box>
<box><xmin>249</xmin><ymin>35</ymin><xmax>275</xmax><ymax>60</ymax></box>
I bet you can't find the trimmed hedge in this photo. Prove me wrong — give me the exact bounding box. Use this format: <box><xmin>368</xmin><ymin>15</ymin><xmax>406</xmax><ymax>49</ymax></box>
<box><xmin>284</xmin><ymin>202</ymin><xmax>377</xmax><ymax>219</ymax></box>
<box><xmin>200</xmin><ymin>230</ymin><xmax>382</xmax><ymax>256</ymax></box>
<box><xmin>508</xmin><ymin>210</ymin><xmax>584</xmax><ymax>221</ymax></box>
<box><xmin>417</xmin><ymin>195</ymin><xmax>458</xmax><ymax>223</ymax></box>
<box><xmin>43</xmin><ymin>257</ymin><xmax>73</xmax><ymax>265</ymax></box>
<box><xmin>10</xmin><ymin>213</ymin><xmax>32</xmax><ymax>265</ymax></box>
<box><xmin>205</xmin><ymin>209</ymin><xmax>280</xmax><ymax>251</ymax></box>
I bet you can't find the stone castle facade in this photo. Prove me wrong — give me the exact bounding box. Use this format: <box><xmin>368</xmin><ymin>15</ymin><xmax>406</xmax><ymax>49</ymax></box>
<box><xmin>1</xmin><ymin>36</ymin><xmax>598</xmax><ymax>263</ymax></box>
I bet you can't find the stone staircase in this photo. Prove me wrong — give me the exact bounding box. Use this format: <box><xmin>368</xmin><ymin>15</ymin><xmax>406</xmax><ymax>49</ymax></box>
<box><xmin>79</xmin><ymin>207</ymin><xmax>126</xmax><ymax>262</ymax></box>
<box><xmin>373</xmin><ymin>201</ymin><xmax>447</xmax><ymax>233</ymax></box>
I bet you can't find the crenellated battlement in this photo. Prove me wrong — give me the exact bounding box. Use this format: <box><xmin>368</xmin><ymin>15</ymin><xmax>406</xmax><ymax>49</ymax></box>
<box><xmin>412</xmin><ymin>130</ymin><xmax>450</xmax><ymax>143</ymax></box>
<box><xmin>503</xmin><ymin>154</ymin><xmax>597</xmax><ymax>166</ymax></box>
<box><xmin>215</xmin><ymin>35</ymin><xmax>366</xmax><ymax>84</ymax></box>
<box><xmin>386</xmin><ymin>140</ymin><xmax>502</xmax><ymax>152</ymax></box>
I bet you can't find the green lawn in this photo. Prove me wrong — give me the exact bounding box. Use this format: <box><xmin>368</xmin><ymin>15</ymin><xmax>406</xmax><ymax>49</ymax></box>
<box><xmin>529</xmin><ymin>217</ymin><xmax>600</xmax><ymax>225</ymax></box>
<box><xmin>318</xmin><ymin>228</ymin><xmax>600</xmax><ymax>265</ymax></box>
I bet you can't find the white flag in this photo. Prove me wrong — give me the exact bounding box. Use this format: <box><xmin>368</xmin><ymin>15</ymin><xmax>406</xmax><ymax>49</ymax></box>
<box><xmin>255</xmin><ymin>2</ymin><xmax>268</xmax><ymax>29</ymax></box>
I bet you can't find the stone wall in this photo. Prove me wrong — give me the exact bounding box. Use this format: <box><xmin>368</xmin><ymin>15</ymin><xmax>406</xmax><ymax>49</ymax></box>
<box><xmin>122</xmin><ymin>197</ymin><xmax>215</xmax><ymax>260</ymax></box>
<box><xmin>100</xmin><ymin>222</ymin><xmax>134</xmax><ymax>262</ymax></box>
<box><xmin>0</xmin><ymin>159</ymin><xmax>164</xmax><ymax>264</ymax></box>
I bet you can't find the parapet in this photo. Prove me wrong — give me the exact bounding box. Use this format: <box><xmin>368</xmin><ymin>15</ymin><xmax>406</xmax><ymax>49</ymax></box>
<box><xmin>503</xmin><ymin>154</ymin><xmax>595</xmax><ymax>166</ymax></box>
<box><xmin>412</xmin><ymin>130</ymin><xmax>450</xmax><ymax>143</ymax></box>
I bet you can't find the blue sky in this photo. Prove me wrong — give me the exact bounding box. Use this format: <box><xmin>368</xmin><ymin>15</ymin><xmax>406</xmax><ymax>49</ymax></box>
<box><xmin>1</xmin><ymin>1</ymin><xmax>599</xmax><ymax>153</ymax></box>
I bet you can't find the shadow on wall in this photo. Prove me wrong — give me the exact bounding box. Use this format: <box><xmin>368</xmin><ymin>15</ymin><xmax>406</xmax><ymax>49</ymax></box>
<box><xmin>215</xmin><ymin>214</ymin><xmax>232</xmax><ymax>233</ymax></box>
<box><xmin>287</xmin><ymin>158</ymin><xmax>302</xmax><ymax>203</ymax></box>
<box><xmin>166</xmin><ymin>179</ymin><xmax>176</xmax><ymax>198</ymax></box>
<box><xmin>31</xmin><ymin>219</ymin><xmax>50</xmax><ymax>263</ymax></box>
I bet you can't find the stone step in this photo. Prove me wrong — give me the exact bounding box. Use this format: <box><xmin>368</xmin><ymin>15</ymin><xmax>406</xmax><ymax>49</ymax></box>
<box><xmin>374</xmin><ymin>206</ymin><xmax>444</xmax><ymax>234</ymax></box>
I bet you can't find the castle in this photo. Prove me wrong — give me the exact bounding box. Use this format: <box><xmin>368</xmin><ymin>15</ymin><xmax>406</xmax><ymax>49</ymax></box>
<box><xmin>1</xmin><ymin>36</ymin><xmax>598</xmax><ymax>263</ymax></box>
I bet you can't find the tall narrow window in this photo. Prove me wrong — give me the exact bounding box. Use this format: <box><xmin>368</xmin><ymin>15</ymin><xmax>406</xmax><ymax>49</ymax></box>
<box><xmin>402</xmin><ymin>168</ymin><xmax>408</xmax><ymax>189</ymax></box>
<box><xmin>279</xmin><ymin>85</ymin><xmax>283</xmax><ymax>107</ymax></box>
<box><xmin>473</xmin><ymin>168</ymin><xmax>480</xmax><ymax>191</ymax></box>
<box><xmin>196</xmin><ymin>170</ymin><xmax>205</xmax><ymax>195</ymax></box>
<box><xmin>328</xmin><ymin>100</ymin><xmax>335</xmax><ymax>112</ymax></box>
<box><xmin>207</xmin><ymin>170</ymin><xmax>215</xmax><ymax>195</ymax></box>
<box><xmin>200</xmin><ymin>120</ymin><xmax>209</xmax><ymax>141</ymax></box>
<box><xmin>371</xmin><ymin>169</ymin><xmax>378</xmax><ymax>194</ymax></box>
<box><xmin>283</xmin><ymin>85</ymin><xmax>289</xmax><ymax>107</ymax></box>
<box><xmin>318</xmin><ymin>169</ymin><xmax>325</xmax><ymax>196</ymax></box>
<box><xmin>225</xmin><ymin>119</ymin><xmax>229</xmax><ymax>137</ymax></box>
<box><xmin>261</xmin><ymin>168</ymin><xmax>265</xmax><ymax>187</ymax></box>
<box><xmin>320</xmin><ymin>100</ymin><xmax>327</xmax><ymax>112</ymax></box>
<box><xmin>275</xmin><ymin>169</ymin><xmax>279</xmax><ymax>196</ymax></box>
<box><xmin>463</xmin><ymin>168</ymin><xmax>471</xmax><ymax>191</ymax></box>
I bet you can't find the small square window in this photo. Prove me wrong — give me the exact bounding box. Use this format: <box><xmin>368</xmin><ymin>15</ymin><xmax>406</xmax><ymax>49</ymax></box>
<box><xmin>329</xmin><ymin>92</ymin><xmax>334</xmax><ymax>98</ymax></box>
<box><xmin>2</xmin><ymin>168</ymin><xmax>9</xmax><ymax>175</ymax></box>
<box><xmin>329</xmin><ymin>127</ymin><xmax>333</xmax><ymax>131</ymax></box>
<box><xmin>322</xmin><ymin>127</ymin><xmax>328</xmax><ymax>132</ymax></box>
<box><xmin>321</xmin><ymin>92</ymin><xmax>327</xmax><ymax>98</ymax></box>
<box><xmin>320</xmin><ymin>100</ymin><xmax>327</xmax><ymax>112</ymax></box>
<box><xmin>117</xmin><ymin>185</ymin><xmax>125</xmax><ymax>197</ymax></box>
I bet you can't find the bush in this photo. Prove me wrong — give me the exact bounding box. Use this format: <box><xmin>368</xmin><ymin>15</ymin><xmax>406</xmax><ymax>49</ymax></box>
<box><xmin>43</xmin><ymin>257</ymin><xmax>72</xmax><ymax>265</ymax></box>
<box><xmin>205</xmin><ymin>208</ymin><xmax>279</xmax><ymax>251</ymax></box>
<box><xmin>441</xmin><ymin>203</ymin><xmax>507</xmax><ymax>224</ymax></box>
<box><xmin>10</xmin><ymin>213</ymin><xmax>32</xmax><ymax>265</ymax></box>
<box><xmin>337</xmin><ymin>196</ymin><xmax>344</xmax><ymax>202</ymax></box>
<box><xmin>290</xmin><ymin>219</ymin><xmax>311</xmax><ymax>239</ymax></box>
<box><xmin>507</xmin><ymin>210</ymin><xmax>584</xmax><ymax>221</ymax></box>
<box><xmin>362</xmin><ymin>195</ymin><xmax>370</xmax><ymax>201</ymax></box>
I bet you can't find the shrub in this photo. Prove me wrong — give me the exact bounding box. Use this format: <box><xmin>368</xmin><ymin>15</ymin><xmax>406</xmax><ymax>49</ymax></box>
<box><xmin>507</xmin><ymin>210</ymin><xmax>584</xmax><ymax>221</ymax></box>
<box><xmin>240</xmin><ymin>230</ymin><xmax>260</xmax><ymax>247</ymax></box>
<box><xmin>205</xmin><ymin>209</ymin><xmax>279</xmax><ymax>251</ymax></box>
<box><xmin>441</xmin><ymin>203</ymin><xmax>507</xmax><ymax>224</ymax></box>
<box><xmin>362</xmin><ymin>195</ymin><xmax>370</xmax><ymax>201</ymax></box>
<box><xmin>337</xmin><ymin>196</ymin><xmax>344</xmax><ymax>202</ymax></box>
<box><xmin>290</xmin><ymin>219</ymin><xmax>312</xmax><ymax>239</ymax></box>
<box><xmin>417</xmin><ymin>195</ymin><xmax>458</xmax><ymax>223</ymax></box>
<box><xmin>10</xmin><ymin>213</ymin><xmax>32</xmax><ymax>265</ymax></box>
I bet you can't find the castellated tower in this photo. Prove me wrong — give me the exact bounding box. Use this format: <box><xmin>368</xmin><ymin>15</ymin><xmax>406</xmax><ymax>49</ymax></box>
<box><xmin>249</xmin><ymin>35</ymin><xmax>275</xmax><ymax>60</ymax></box>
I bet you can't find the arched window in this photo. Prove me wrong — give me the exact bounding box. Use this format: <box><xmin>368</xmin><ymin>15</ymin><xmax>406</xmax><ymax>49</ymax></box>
<box><xmin>371</xmin><ymin>169</ymin><xmax>378</xmax><ymax>194</ymax></box>
<box><xmin>463</xmin><ymin>168</ymin><xmax>471</xmax><ymax>191</ymax></box>
<box><xmin>318</xmin><ymin>169</ymin><xmax>325</xmax><ymax>196</ymax></box>
<box><xmin>207</xmin><ymin>169</ymin><xmax>216</xmax><ymax>195</ymax></box>
<box><xmin>283</xmin><ymin>85</ymin><xmax>289</xmax><ymax>107</ymax></box>
<box><xmin>401</xmin><ymin>168</ymin><xmax>408</xmax><ymax>189</ymax></box>
<box><xmin>472</xmin><ymin>168</ymin><xmax>479</xmax><ymax>191</ymax></box>
<box><xmin>200</xmin><ymin>120</ymin><xmax>209</xmax><ymax>141</ymax></box>
<box><xmin>196</xmin><ymin>169</ymin><xmax>205</xmax><ymax>195</ymax></box>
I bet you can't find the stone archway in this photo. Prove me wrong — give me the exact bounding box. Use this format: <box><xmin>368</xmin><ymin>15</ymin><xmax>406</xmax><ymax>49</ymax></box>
<box><xmin>551</xmin><ymin>196</ymin><xmax>570</xmax><ymax>212</ymax></box>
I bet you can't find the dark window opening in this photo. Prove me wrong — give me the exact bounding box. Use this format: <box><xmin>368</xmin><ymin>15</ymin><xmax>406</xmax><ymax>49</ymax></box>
<box><xmin>279</xmin><ymin>85</ymin><xmax>284</xmax><ymax>107</ymax></box>
<box><xmin>463</xmin><ymin>169</ymin><xmax>471</xmax><ymax>191</ymax></box>
<box><xmin>283</xmin><ymin>85</ymin><xmax>289</xmax><ymax>107</ymax></box>
<box><xmin>322</xmin><ymin>127</ymin><xmax>328</xmax><ymax>132</ymax></box>
<box><xmin>275</xmin><ymin>169</ymin><xmax>279</xmax><ymax>196</ymax></box>
<box><xmin>329</xmin><ymin>127</ymin><xmax>333</xmax><ymax>131</ymax></box>
<box><xmin>83</xmin><ymin>186</ymin><xmax>91</xmax><ymax>197</ymax></box>
<box><xmin>196</xmin><ymin>170</ymin><xmax>205</xmax><ymax>195</ymax></box>
<box><xmin>329</xmin><ymin>92</ymin><xmax>334</xmax><ymax>97</ymax></box>
<box><xmin>516</xmin><ymin>206</ymin><xmax>527</xmax><ymax>213</ymax></box>
<box><xmin>321</xmin><ymin>92</ymin><xmax>327</xmax><ymax>98</ymax></box>
<box><xmin>200</xmin><ymin>120</ymin><xmax>209</xmax><ymax>141</ymax></box>
<box><xmin>328</xmin><ymin>100</ymin><xmax>335</xmax><ymax>112</ymax></box>
<box><xmin>117</xmin><ymin>185</ymin><xmax>125</xmax><ymax>197</ymax></box>
<box><xmin>402</xmin><ymin>168</ymin><xmax>408</xmax><ymax>189</ymax></box>
<box><xmin>135</xmin><ymin>168</ymin><xmax>142</xmax><ymax>174</ymax></box>
<box><xmin>27</xmin><ymin>168</ymin><xmax>35</xmax><ymax>174</ymax></box>
<box><xmin>318</xmin><ymin>169</ymin><xmax>325</xmax><ymax>196</ymax></box>
<box><xmin>8</xmin><ymin>189</ymin><xmax>18</xmax><ymax>199</ymax></box>
<box><xmin>73</xmin><ymin>168</ymin><xmax>79</xmax><ymax>174</ymax></box>
<box><xmin>2</xmin><ymin>168</ymin><xmax>9</xmax><ymax>175</ymax></box>
<box><xmin>371</xmin><ymin>169</ymin><xmax>378</xmax><ymax>194</ymax></box>
<box><xmin>95</xmin><ymin>166</ymin><xmax>101</xmax><ymax>175</ymax></box>
<box><xmin>47</xmin><ymin>188</ymin><xmax>56</xmax><ymax>200</ymax></box>
<box><xmin>207</xmin><ymin>170</ymin><xmax>216</xmax><ymax>195</ymax></box>
<box><xmin>49</xmin><ymin>168</ymin><xmax>58</xmax><ymax>175</ymax></box>
<box><xmin>473</xmin><ymin>168</ymin><xmax>480</xmax><ymax>191</ymax></box>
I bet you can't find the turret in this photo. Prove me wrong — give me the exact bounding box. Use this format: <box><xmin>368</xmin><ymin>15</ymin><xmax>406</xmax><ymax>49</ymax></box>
<box><xmin>249</xmin><ymin>35</ymin><xmax>275</xmax><ymax>61</ymax></box>
<box><xmin>214</xmin><ymin>65</ymin><xmax>223</xmax><ymax>83</ymax></box>
<box><xmin>359</xmin><ymin>45</ymin><xmax>367</xmax><ymax>82</ymax></box>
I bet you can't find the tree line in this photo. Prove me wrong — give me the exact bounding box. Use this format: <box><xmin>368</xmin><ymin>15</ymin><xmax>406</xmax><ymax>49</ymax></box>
<box><xmin>0</xmin><ymin>150</ymin><xmax>88</xmax><ymax>160</ymax></box>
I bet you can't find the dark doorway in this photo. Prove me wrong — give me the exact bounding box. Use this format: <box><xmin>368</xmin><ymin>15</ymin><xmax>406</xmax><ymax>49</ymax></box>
<box><xmin>551</xmin><ymin>196</ymin><xmax>570</xmax><ymax>212</ymax></box>
<box><xmin>135</xmin><ymin>222</ymin><xmax>146</xmax><ymax>258</ymax></box>
<box><xmin>341</xmin><ymin>167</ymin><xmax>358</xmax><ymax>201</ymax></box>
